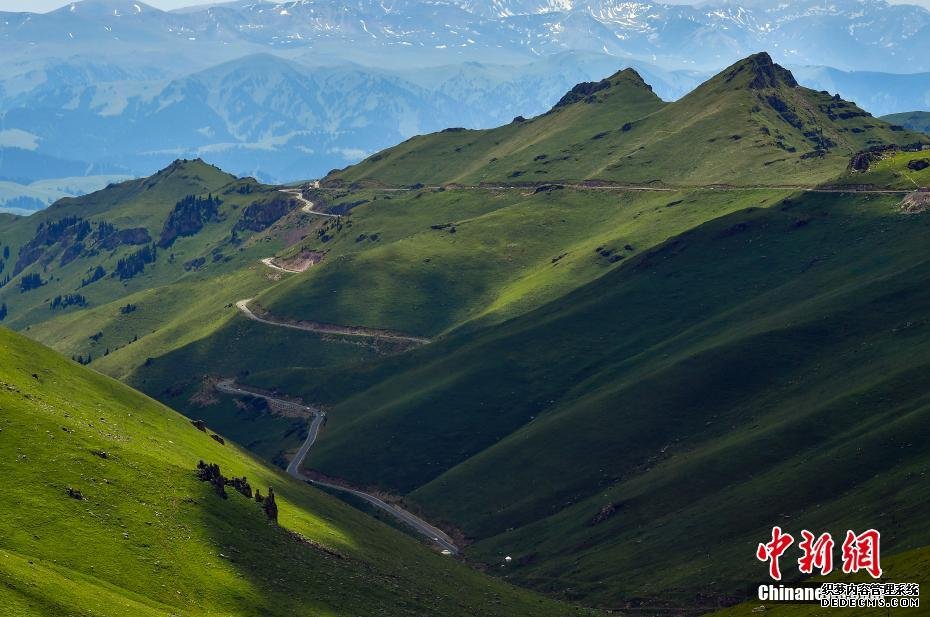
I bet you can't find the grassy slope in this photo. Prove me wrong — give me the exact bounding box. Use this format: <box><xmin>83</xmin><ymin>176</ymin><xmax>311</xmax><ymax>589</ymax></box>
<box><xmin>0</xmin><ymin>327</ymin><xmax>594</xmax><ymax>617</ymax></box>
<box><xmin>255</xmin><ymin>186</ymin><xmax>794</xmax><ymax>337</ymax></box>
<box><xmin>302</xmin><ymin>191</ymin><xmax>930</xmax><ymax>606</ymax></box>
<box><xmin>832</xmin><ymin>148</ymin><xmax>930</xmax><ymax>190</ymax></box>
<box><xmin>327</xmin><ymin>68</ymin><xmax>666</xmax><ymax>187</ymax></box>
<box><xmin>0</xmin><ymin>159</ymin><xmax>282</xmax><ymax>330</ymax></box>
<box><xmin>4</xmin><ymin>53</ymin><xmax>930</xmax><ymax>612</ymax></box>
<box><xmin>331</xmin><ymin>54</ymin><xmax>928</xmax><ymax>188</ymax></box>
<box><xmin>882</xmin><ymin>111</ymin><xmax>930</xmax><ymax>135</ymax></box>
<box><xmin>3</xmin><ymin>158</ymin><xmax>389</xmax><ymax>483</ymax></box>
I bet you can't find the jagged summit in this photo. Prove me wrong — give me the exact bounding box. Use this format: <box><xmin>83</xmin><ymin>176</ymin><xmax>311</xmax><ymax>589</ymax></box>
<box><xmin>723</xmin><ymin>51</ymin><xmax>799</xmax><ymax>90</ymax></box>
<box><xmin>552</xmin><ymin>67</ymin><xmax>658</xmax><ymax>110</ymax></box>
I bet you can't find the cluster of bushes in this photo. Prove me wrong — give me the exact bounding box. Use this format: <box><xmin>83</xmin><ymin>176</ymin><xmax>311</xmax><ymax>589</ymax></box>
<box><xmin>81</xmin><ymin>266</ymin><xmax>107</xmax><ymax>287</ymax></box>
<box><xmin>19</xmin><ymin>272</ymin><xmax>45</xmax><ymax>292</ymax></box>
<box><xmin>50</xmin><ymin>294</ymin><xmax>87</xmax><ymax>310</ymax></box>
<box><xmin>120</xmin><ymin>303</ymin><xmax>137</xmax><ymax>314</ymax></box>
<box><xmin>0</xmin><ymin>303</ymin><xmax>6</xmax><ymax>321</ymax></box>
<box><xmin>196</xmin><ymin>460</ymin><xmax>278</xmax><ymax>522</ymax></box>
<box><xmin>114</xmin><ymin>244</ymin><xmax>157</xmax><ymax>280</ymax></box>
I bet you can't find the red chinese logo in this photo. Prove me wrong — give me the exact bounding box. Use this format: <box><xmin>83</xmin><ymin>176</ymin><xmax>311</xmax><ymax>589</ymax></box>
<box><xmin>798</xmin><ymin>530</ymin><xmax>834</xmax><ymax>575</ymax></box>
<box><xmin>756</xmin><ymin>526</ymin><xmax>794</xmax><ymax>581</ymax></box>
<box><xmin>757</xmin><ymin>527</ymin><xmax>882</xmax><ymax>580</ymax></box>
<box><xmin>841</xmin><ymin>529</ymin><xmax>882</xmax><ymax>578</ymax></box>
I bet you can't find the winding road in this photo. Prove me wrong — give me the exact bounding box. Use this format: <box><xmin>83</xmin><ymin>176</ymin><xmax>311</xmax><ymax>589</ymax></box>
<box><xmin>216</xmin><ymin>379</ymin><xmax>459</xmax><ymax>555</ymax></box>
<box><xmin>236</xmin><ymin>299</ymin><xmax>431</xmax><ymax>345</ymax></box>
<box><xmin>280</xmin><ymin>188</ymin><xmax>341</xmax><ymax>218</ymax></box>
<box><xmin>260</xmin><ymin>257</ymin><xmax>305</xmax><ymax>274</ymax></box>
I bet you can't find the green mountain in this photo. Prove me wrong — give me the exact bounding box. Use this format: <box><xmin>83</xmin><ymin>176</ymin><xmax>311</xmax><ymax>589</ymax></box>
<box><xmin>882</xmin><ymin>111</ymin><xmax>930</xmax><ymax>135</ymax></box>
<box><xmin>329</xmin><ymin>53</ymin><xmax>928</xmax><ymax>188</ymax></box>
<box><xmin>298</xmin><ymin>188</ymin><xmax>930</xmax><ymax>607</ymax></box>
<box><xmin>0</xmin><ymin>159</ymin><xmax>293</xmax><ymax>331</ymax></box>
<box><xmin>0</xmin><ymin>159</ymin><xmax>354</xmax><ymax>461</ymax></box>
<box><xmin>238</xmin><ymin>54</ymin><xmax>930</xmax><ymax>608</ymax></box>
<box><xmin>0</xmin><ymin>326</ymin><xmax>590</xmax><ymax>616</ymax></box>
<box><xmin>3</xmin><ymin>52</ymin><xmax>930</xmax><ymax>612</ymax></box>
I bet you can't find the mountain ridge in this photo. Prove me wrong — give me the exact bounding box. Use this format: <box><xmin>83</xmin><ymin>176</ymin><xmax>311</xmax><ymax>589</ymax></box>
<box><xmin>327</xmin><ymin>52</ymin><xmax>929</xmax><ymax>187</ymax></box>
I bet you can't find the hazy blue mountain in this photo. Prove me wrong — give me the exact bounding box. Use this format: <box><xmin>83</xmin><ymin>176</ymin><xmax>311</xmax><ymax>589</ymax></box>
<box><xmin>0</xmin><ymin>50</ymin><xmax>702</xmax><ymax>185</ymax></box>
<box><xmin>881</xmin><ymin>111</ymin><xmax>930</xmax><ymax>135</ymax></box>
<box><xmin>790</xmin><ymin>66</ymin><xmax>930</xmax><ymax>118</ymax></box>
<box><xmin>2</xmin><ymin>0</ymin><xmax>930</xmax><ymax>209</ymax></box>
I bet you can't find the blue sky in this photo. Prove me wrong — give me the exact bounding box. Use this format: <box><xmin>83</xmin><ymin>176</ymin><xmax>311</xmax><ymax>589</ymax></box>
<box><xmin>1</xmin><ymin>0</ymin><xmax>929</xmax><ymax>12</ymax></box>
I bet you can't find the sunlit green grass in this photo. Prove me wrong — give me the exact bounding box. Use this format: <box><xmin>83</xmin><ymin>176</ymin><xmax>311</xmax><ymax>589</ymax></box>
<box><xmin>301</xmin><ymin>192</ymin><xmax>930</xmax><ymax>606</ymax></box>
<box><xmin>258</xmin><ymin>187</ymin><xmax>794</xmax><ymax>337</ymax></box>
<box><xmin>0</xmin><ymin>327</ymin><xmax>597</xmax><ymax>616</ymax></box>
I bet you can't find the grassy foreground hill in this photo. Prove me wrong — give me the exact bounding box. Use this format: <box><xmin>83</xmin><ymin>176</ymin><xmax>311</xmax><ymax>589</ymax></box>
<box><xmin>0</xmin><ymin>326</ymin><xmax>594</xmax><ymax>616</ymax></box>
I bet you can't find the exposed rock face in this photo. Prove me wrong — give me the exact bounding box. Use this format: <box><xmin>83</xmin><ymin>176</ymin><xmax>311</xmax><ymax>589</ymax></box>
<box><xmin>589</xmin><ymin>502</ymin><xmax>622</xmax><ymax>526</ymax></box>
<box><xmin>235</xmin><ymin>196</ymin><xmax>295</xmax><ymax>233</ymax></box>
<box><xmin>901</xmin><ymin>191</ymin><xmax>930</xmax><ymax>214</ymax></box>
<box><xmin>100</xmin><ymin>227</ymin><xmax>152</xmax><ymax>250</ymax></box>
<box><xmin>158</xmin><ymin>194</ymin><xmax>223</xmax><ymax>248</ymax></box>
<box><xmin>849</xmin><ymin>152</ymin><xmax>873</xmax><ymax>172</ymax></box>
<box><xmin>552</xmin><ymin>78</ymin><xmax>611</xmax><ymax>108</ymax></box>
<box><xmin>13</xmin><ymin>217</ymin><xmax>156</xmax><ymax>275</ymax></box>
<box><xmin>731</xmin><ymin>52</ymin><xmax>799</xmax><ymax>90</ymax></box>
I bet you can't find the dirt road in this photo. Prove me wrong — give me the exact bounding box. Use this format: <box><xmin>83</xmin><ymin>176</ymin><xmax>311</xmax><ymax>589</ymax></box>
<box><xmin>216</xmin><ymin>379</ymin><xmax>458</xmax><ymax>554</ymax></box>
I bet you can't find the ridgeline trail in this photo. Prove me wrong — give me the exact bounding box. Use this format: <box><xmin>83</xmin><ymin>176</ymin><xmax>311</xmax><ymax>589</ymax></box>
<box><xmin>215</xmin><ymin>379</ymin><xmax>459</xmax><ymax>555</ymax></box>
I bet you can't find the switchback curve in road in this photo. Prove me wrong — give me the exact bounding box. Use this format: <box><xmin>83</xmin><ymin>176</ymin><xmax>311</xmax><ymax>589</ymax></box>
<box><xmin>260</xmin><ymin>257</ymin><xmax>305</xmax><ymax>274</ymax></box>
<box><xmin>215</xmin><ymin>379</ymin><xmax>459</xmax><ymax>554</ymax></box>
<box><xmin>280</xmin><ymin>188</ymin><xmax>341</xmax><ymax>218</ymax></box>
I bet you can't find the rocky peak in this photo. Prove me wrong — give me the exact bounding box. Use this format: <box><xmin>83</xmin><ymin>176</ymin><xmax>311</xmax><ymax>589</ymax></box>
<box><xmin>726</xmin><ymin>52</ymin><xmax>799</xmax><ymax>90</ymax></box>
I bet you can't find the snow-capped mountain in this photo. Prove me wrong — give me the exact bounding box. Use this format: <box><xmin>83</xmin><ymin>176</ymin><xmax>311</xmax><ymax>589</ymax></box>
<box><xmin>2</xmin><ymin>0</ymin><xmax>930</xmax><ymax>209</ymax></box>
<box><xmin>4</xmin><ymin>0</ymin><xmax>930</xmax><ymax>71</ymax></box>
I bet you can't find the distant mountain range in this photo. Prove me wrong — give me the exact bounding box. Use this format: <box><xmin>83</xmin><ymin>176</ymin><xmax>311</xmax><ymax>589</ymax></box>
<box><xmin>1</xmin><ymin>0</ymin><xmax>929</xmax><ymax>209</ymax></box>
<box><xmin>8</xmin><ymin>0</ymin><xmax>930</xmax><ymax>72</ymax></box>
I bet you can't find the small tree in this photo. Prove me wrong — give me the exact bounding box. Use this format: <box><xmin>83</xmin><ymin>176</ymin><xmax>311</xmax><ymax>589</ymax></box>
<box><xmin>263</xmin><ymin>487</ymin><xmax>278</xmax><ymax>523</ymax></box>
